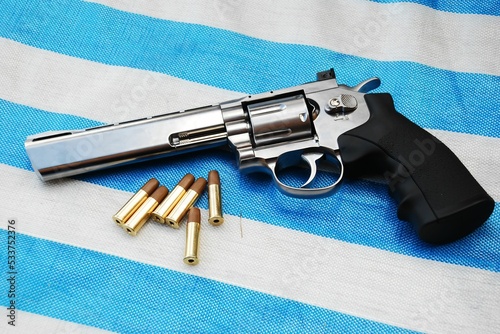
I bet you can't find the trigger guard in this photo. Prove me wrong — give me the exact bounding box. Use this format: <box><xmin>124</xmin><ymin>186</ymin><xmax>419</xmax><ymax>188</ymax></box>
<box><xmin>268</xmin><ymin>153</ymin><xmax>344</xmax><ymax>199</ymax></box>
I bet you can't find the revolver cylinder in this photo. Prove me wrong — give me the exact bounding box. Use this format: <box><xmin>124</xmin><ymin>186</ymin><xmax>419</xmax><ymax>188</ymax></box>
<box><xmin>246</xmin><ymin>94</ymin><xmax>314</xmax><ymax>147</ymax></box>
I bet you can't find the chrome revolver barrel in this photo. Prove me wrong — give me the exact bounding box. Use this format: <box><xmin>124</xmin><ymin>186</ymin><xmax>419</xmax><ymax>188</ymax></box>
<box><xmin>25</xmin><ymin>105</ymin><xmax>227</xmax><ymax>181</ymax></box>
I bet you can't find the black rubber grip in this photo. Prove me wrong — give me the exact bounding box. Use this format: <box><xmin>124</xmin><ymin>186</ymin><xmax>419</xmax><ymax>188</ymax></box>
<box><xmin>338</xmin><ymin>93</ymin><xmax>494</xmax><ymax>244</ymax></box>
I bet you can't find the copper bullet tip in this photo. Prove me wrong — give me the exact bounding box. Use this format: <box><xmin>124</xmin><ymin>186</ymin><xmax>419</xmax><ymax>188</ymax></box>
<box><xmin>151</xmin><ymin>186</ymin><xmax>169</xmax><ymax>203</ymax></box>
<box><xmin>141</xmin><ymin>178</ymin><xmax>160</xmax><ymax>195</ymax></box>
<box><xmin>190</xmin><ymin>178</ymin><xmax>207</xmax><ymax>195</ymax></box>
<box><xmin>208</xmin><ymin>170</ymin><xmax>220</xmax><ymax>186</ymax></box>
<box><xmin>178</xmin><ymin>173</ymin><xmax>195</xmax><ymax>189</ymax></box>
<box><xmin>188</xmin><ymin>207</ymin><xmax>201</xmax><ymax>223</ymax></box>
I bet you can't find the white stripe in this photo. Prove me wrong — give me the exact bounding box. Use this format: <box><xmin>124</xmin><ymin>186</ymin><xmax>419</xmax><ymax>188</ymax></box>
<box><xmin>0</xmin><ymin>165</ymin><xmax>498</xmax><ymax>333</ymax></box>
<box><xmin>87</xmin><ymin>0</ymin><xmax>500</xmax><ymax>76</ymax></box>
<box><xmin>0</xmin><ymin>38</ymin><xmax>242</xmax><ymax>124</ymax></box>
<box><xmin>1</xmin><ymin>38</ymin><xmax>498</xmax><ymax>202</ymax></box>
<box><xmin>0</xmin><ymin>309</ymin><xmax>111</xmax><ymax>334</ymax></box>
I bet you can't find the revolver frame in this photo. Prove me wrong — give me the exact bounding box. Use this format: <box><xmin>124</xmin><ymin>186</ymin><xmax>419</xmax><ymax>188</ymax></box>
<box><xmin>25</xmin><ymin>69</ymin><xmax>380</xmax><ymax>198</ymax></box>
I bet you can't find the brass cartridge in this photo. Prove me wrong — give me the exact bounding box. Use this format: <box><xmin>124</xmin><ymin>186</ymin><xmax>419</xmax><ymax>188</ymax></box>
<box><xmin>208</xmin><ymin>170</ymin><xmax>224</xmax><ymax>226</ymax></box>
<box><xmin>151</xmin><ymin>173</ymin><xmax>195</xmax><ymax>224</ymax></box>
<box><xmin>184</xmin><ymin>208</ymin><xmax>201</xmax><ymax>265</ymax></box>
<box><xmin>123</xmin><ymin>186</ymin><xmax>168</xmax><ymax>236</ymax></box>
<box><xmin>166</xmin><ymin>178</ymin><xmax>206</xmax><ymax>229</ymax></box>
<box><xmin>112</xmin><ymin>178</ymin><xmax>159</xmax><ymax>225</ymax></box>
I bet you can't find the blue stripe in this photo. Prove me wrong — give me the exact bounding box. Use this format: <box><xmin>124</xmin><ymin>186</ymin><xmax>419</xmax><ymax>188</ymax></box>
<box><xmin>0</xmin><ymin>0</ymin><xmax>499</xmax><ymax>138</ymax></box>
<box><xmin>0</xmin><ymin>231</ymin><xmax>410</xmax><ymax>333</ymax></box>
<box><xmin>2</xmin><ymin>98</ymin><xmax>499</xmax><ymax>273</ymax></box>
<box><xmin>370</xmin><ymin>0</ymin><xmax>500</xmax><ymax>16</ymax></box>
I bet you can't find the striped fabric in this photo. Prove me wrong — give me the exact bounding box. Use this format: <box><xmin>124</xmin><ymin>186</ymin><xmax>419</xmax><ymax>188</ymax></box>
<box><xmin>0</xmin><ymin>0</ymin><xmax>499</xmax><ymax>333</ymax></box>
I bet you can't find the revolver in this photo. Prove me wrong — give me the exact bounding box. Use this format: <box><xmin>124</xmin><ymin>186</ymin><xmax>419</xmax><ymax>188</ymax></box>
<box><xmin>25</xmin><ymin>68</ymin><xmax>494</xmax><ymax>244</ymax></box>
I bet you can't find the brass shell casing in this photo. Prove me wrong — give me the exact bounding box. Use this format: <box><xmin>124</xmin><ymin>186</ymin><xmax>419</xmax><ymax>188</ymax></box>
<box><xmin>123</xmin><ymin>197</ymin><xmax>159</xmax><ymax>236</ymax></box>
<box><xmin>123</xmin><ymin>186</ymin><xmax>168</xmax><ymax>236</ymax></box>
<box><xmin>184</xmin><ymin>208</ymin><xmax>201</xmax><ymax>265</ymax></box>
<box><xmin>166</xmin><ymin>190</ymin><xmax>200</xmax><ymax>229</ymax></box>
<box><xmin>208</xmin><ymin>184</ymin><xmax>224</xmax><ymax>226</ymax></box>
<box><xmin>151</xmin><ymin>185</ymin><xmax>187</xmax><ymax>224</ymax></box>
<box><xmin>113</xmin><ymin>189</ymin><xmax>149</xmax><ymax>225</ymax></box>
<box><xmin>112</xmin><ymin>178</ymin><xmax>159</xmax><ymax>225</ymax></box>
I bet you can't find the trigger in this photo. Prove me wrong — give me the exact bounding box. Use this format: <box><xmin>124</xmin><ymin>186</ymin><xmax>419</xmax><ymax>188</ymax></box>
<box><xmin>300</xmin><ymin>152</ymin><xmax>324</xmax><ymax>187</ymax></box>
